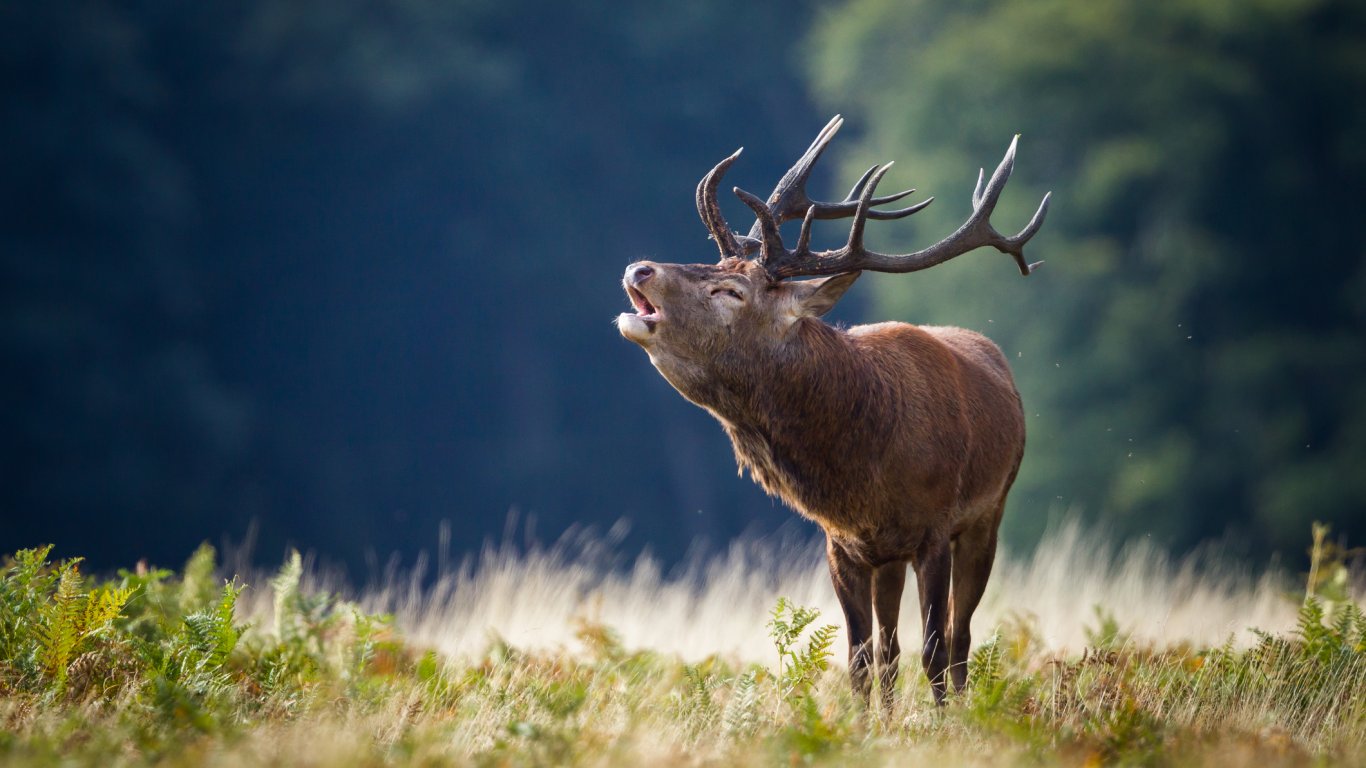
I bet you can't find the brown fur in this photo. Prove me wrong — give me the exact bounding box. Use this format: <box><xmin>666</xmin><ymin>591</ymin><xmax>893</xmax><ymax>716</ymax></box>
<box><xmin>618</xmin><ymin>258</ymin><xmax>1025</xmax><ymax>707</ymax></box>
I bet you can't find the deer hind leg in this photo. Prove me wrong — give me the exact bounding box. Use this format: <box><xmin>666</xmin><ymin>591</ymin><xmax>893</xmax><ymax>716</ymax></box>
<box><xmin>949</xmin><ymin>511</ymin><xmax>1001</xmax><ymax>693</ymax></box>
<box><xmin>872</xmin><ymin>562</ymin><xmax>907</xmax><ymax>712</ymax></box>
<box><xmin>825</xmin><ymin>537</ymin><xmax>875</xmax><ymax>704</ymax></box>
<box><xmin>913</xmin><ymin>536</ymin><xmax>952</xmax><ymax>705</ymax></box>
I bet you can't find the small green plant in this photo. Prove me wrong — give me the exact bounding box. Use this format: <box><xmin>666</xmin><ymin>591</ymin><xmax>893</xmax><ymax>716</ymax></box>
<box><xmin>766</xmin><ymin>596</ymin><xmax>839</xmax><ymax>704</ymax></box>
<box><xmin>677</xmin><ymin>662</ymin><xmax>721</xmax><ymax>736</ymax></box>
<box><xmin>721</xmin><ymin>668</ymin><xmax>761</xmax><ymax>736</ymax></box>
<box><xmin>764</xmin><ymin>597</ymin><xmax>848</xmax><ymax>759</ymax></box>
<box><xmin>966</xmin><ymin>631</ymin><xmax>1007</xmax><ymax>708</ymax></box>
<box><xmin>0</xmin><ymin>546</ymin><xmax>134</xmax><ymax>696</ymax></box>
<box><xmin>1306</xmin><ymin>521</ymin><xmax>1363</xmax><ymax>626</ymax></box>
<box><xmin>1083</xmin><ymin>604</ymin><xmax>1128</xmax><ymax>650</ymax></box>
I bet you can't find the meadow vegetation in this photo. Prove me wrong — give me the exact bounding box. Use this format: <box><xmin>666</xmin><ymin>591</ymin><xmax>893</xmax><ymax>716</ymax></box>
<box><xmin>0</xmin><ymin>526</ymin><xmax>1362</xmax><ymax>767</ymax></box>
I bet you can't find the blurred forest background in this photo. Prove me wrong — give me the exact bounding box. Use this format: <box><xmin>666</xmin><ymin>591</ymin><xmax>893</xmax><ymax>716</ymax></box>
<box><xmin>3</xmin><ymin>0</ymin><xmax>1363</xmax><ymax>575</ymax></box>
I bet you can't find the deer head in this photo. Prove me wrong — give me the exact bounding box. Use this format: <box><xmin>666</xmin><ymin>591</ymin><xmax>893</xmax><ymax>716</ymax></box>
<box><xmin>616</xmin><ymin>115</ymin><xmax>1050</xmax><ymax>400</ymax></box>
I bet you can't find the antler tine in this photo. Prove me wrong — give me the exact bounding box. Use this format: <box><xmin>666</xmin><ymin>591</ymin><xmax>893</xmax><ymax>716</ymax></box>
<box><xmin>812</xmin><ymin>161</ymin><xmax>925</xmax><ymax>220</ymax></box>
<box><xmin>784</xmin><ymin>114</ymin><xmax>845</xmax><ymax>201</ymax></box>
<box><xmin>733</xmin><ymin>186</ymin><xmax>784</xmax><ymax>263</ymax></box>
<box><xmin>814</xmin><ymin>185</ymin><xmax>931</xmax><ymax>221</ymax></box>
<box><xmin>743</xmin><ymin>116</ymin><xmax>931</xmax><ymax>245</ymax></box>
<box><xmin>765</xmin><ymin>136</ymin><xmax>1051</xmax><ymax>280</ymax></box>
<box><xmin>696</xmin><ymin>147</ymin><xmax>747</xmax><ymax>260</ymax></box>
<box><xmin>739</xmin><ymin>115</ymin><xmax>841</xmax><ymax>241</ymax></box>
<box><xmin>977</xmin><ymin>135</ymin><xmax>1019</xmax><ymax>215</ymax></box>
<box><xmin>846</xmin><ymin>163</ymin><xmax>896</xmax><ymax>253</ymax></box>
<box><xmin>967</xmin><ymin>135</ymin><xmax>1050</xmax><ymax>275</ymax></box>
<box><xmin>845</xmin><ymin>165</ymin><xmax>879</xmax><ymax>201</ymax></box>
<box><xmin>1009</xmin><ymin>191</ymin><xmax>1051</xmax><ymax>274</ymax></box>
<box><xmin>865</xmin><ymin>194</ymin><xmax>935</xmax><ymax>221</ymax></box>
<box><xmin>794</xmin><ymin>205</ymin><xmax>817</xmax><ymax>254</ymax></box>
<box><xmin>815</xmin><ymin>164</ymin><xmax>928</xmax><ymax>220</ymax></box>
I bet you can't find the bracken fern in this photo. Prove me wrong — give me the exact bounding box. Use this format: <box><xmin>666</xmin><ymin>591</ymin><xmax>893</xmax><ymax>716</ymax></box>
<box><xmin>0</xmin><ymin>526</ymin><xmax>1361</xmax><ymax>767</ymax></box>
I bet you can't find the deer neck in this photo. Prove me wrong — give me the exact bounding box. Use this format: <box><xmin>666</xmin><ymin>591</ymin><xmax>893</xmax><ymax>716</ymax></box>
<box><xmin>706</xmin><ymin>320</ymin><xmax>874</xmax><ymax>519</ymax></box>
<box><xmin>714</xmin><ymin>320</ymin><xmax>853</xmax><ymax>423</ymax></box>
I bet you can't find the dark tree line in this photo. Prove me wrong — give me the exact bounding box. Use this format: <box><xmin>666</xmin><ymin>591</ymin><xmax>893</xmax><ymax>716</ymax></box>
<box><xmin>811</xmin><ymin>0</ymin><xmax>1366</xmax><ymax>554</ymax></box>
<box><xmin>2</xmin><ymin>0</ymin><xmax>1361</xmax><ymax>572</ymax></box>
<box><xmin>2</xmin><ymin>1</ymin><xmax>827</xmax><ymax>571</ymax></box>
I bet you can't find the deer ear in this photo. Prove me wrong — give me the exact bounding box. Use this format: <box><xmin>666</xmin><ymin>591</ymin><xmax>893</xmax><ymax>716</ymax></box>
<box><xmin>792</xmin><ymin>271</ymin><xmax>861</xmax><ymax>318</ymax></box>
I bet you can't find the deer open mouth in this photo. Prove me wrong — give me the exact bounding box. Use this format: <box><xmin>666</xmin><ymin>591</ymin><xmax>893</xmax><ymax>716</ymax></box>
<box><xmin>619</xmin><ymin>265</ymin><xmax>663</xmax><ymax>345</ymax></box>
<box><xmin>626</xmin><ymin>285</ymin><xmax>661</xmax><ymax>326</ymax></box>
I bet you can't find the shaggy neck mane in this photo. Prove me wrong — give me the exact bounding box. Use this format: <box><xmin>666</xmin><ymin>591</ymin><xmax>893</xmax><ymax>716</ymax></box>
<box><xmin>707</xmin><ymin>319</ymin><xmax>893</xmax><ymax>523</ymax></box>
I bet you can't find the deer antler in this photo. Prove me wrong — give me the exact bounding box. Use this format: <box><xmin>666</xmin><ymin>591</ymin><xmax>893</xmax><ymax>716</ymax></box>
<box><xmin>696</xmin><ymin>148</ymin><xmax>748</xmax><ymax>259</ymax></box>
<box><xmin>742</xmin><ymin>116</ymin><xmax>929</xmax><ymax>239</ymax></box>
<box><xmin>696</xmin><ymin>116</ymin><xmax>927</xmax><ymax>260</ymax></box>
<box><xmin>697</xmin><ymin>116</ymin><xmax>1050</xmax><ymax>279</ymax></box>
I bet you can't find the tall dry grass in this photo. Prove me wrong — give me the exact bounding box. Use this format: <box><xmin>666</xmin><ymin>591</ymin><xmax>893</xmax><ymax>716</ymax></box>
<box><xmin>274</xmin><ymin>518</ymin><xmax>1301</xmax><ymax>664</ymax></box>
<box><xmin>6</xmin><ymin>519</ymin><xmax>1361</xmax><ymax>767</ymax></box>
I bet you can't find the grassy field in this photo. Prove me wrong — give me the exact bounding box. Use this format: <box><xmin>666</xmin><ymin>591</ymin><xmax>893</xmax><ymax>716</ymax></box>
<box><xmin>1</xmin><ymin>524</ymin><xmax>1362</xmax><ymax>767</ymax></box>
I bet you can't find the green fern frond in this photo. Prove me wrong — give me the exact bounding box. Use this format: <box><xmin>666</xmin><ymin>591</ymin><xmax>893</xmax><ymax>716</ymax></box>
<box><xmin>1297</xmin><ymin>596</ymin><xmax>1325</xmax><ymax>635</ymax></box>
<box><xmin>683</xmin><ymin>664</ymin><xmax>710</xmax><ymax>702</ymax></box>
<box><xmin>767</xmin><ymin>597</ymin><xmax>794</xmax><ymax>652</ymax></box>
<box><xmin>82</xmin><ymin>585</ymin><xmax>133</xmax><ymax>638</ymax></box>
<box><xmin>1</xmin><ymin>546</ymin><xmax>58</xmax><ymax>663</ymax></box>
<box><xmin>969</xmin><ymin>632</ymin><xmax>1005</xmax><ymax>688</ymax></box>
<box><xmin>12</xmin><ymin>545</ymin><xmax>56</xmax><ymax>579</ymax></box>
<box><xmin>271</xmin><ymin>550</ymin><xmax>304</xmax><ymax>640</ymax></box>
<box><xmin>790</xmin><ymin>605</ymin><xmax>819</xmax><ymax>638</ymax></box>
<box><xmin>722</xmin><ymin>669</ymin><xmax>760</xmax><ymax>736</ymax></box>
<box><xmin>210</xmin><ymin>581</ymin><xmax>243</xmax><ymax>665</ymax></box>
<box><xmin>183</xmin><ymin>582</ymin><xmax>243</xmax><ymax>671</ymax></box>
<box><xmin>766</xmin><ymin>597</ymin><xmax>837</xmax><ymax>705</ymax></box>
<box><xmin>179</xmin><ymin>543</ymin><xmax>219</xmax><ymax>615</ymax></box>
<box><xmin>679</xmin><ymin>663</ymin><xmax>719</xmax><ymax>734</ymax></box>
<box><xmin>809</xmin><ymin>623</ymin><xmax>838</xmax><ymax>658</ymax></box>
<box><xmin>1330</xmin><ymin>601</ymin><xmax>1363</xmax><ymax>651</ymax></box>
<box><xmin>38</xmin><ymin>561</ymin><xmax>85</xmax><ymax>688</ymax></box>
<box><xmin>794</xmin><ymin>624</ymin><xmax>838</xmax><ymax>678</ymax></box>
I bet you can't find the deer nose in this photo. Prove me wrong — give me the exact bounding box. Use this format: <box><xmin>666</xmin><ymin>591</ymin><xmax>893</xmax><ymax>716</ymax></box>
<box><xmin>626</xmin><ymin>263</ymin><xmax>655</xmax><ymax>286</ymax></box>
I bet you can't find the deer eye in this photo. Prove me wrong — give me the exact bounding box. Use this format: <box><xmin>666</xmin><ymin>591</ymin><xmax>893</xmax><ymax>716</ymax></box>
<box><xmin>711</xmin><ymin>287</ymin><xmax>743</xmax><ymax>301</ymax></box>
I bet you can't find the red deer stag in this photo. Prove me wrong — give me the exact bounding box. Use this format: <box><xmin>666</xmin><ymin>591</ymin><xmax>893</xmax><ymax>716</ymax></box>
<box><xmin>616</xmin><ymin>116</ymin><xmax>1049</xmax><ymax>706</ymax></box>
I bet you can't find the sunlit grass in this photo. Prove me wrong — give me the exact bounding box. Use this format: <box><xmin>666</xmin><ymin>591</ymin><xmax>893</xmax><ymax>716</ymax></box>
<box><xmin>1</xmin><ymin>523</ymin><xmax>1361</xmax><ymax>766</ymax></box>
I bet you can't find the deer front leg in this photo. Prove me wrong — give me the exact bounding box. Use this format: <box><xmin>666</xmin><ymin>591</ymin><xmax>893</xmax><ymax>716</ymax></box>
<box><xmin>913</xmin><ymin>536</ymin><xmax>952</xmax><ymax>705</ymax></box>
<box><xmin>826</xmin><ymin>537</ymin><xmax>875</xmax><ymax>704</ymax></box>
<box><xmin>872</xmin><ymin>562</ymin><xmax>907</xmax><ymax>712</ymax></box>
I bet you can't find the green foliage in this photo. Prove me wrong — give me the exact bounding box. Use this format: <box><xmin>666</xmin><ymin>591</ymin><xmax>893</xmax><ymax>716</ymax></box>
<box><xmin>764</xmin><ymin>598</ymin><xmax>849</xmax><ymax>758</ymax></box>
<box><xmin>1</xmin><ymin>536</ymin><xmax>1362</xmax><ymax>766</ymax></box>
<box><xmin>811</xmin><ymin>0</ymin><xmax>1366</xmax><ymax>556</ymax></box>
<box><xmin>673</xmin><ymin>597</ymin><xmax>849</xmax><ymax>756</ymax></box>
<box><xmin>37</xmin><ymin>562</ymin><xmax>84</xmax><ymax>688</ymax></box>
<box><xmin>965</xmin><ymin>632</ymin><xmax>1017</xmax><ymax>715</ymax></box>
<box><xmin>0</xmin><ymin>548</ymin><xmax>136</xmax><ymax>696</ymax></box>
<box><xmin>1083</xmin><ymin>605</ymin><xmax>1130</xmax><ymax>650</ymax></box>
<box><xmin>178</xmin><ymin>543</ymin><xmax>221</xmax><ymax>618</ymax></box>
<box><xmin>677</xmin><ymin>662</ymin><xmax>722</xmax><ymax>737</ymax></box>
<box><xmin>767</xmin><ymin>596</ymin><xmax>840</xmax><ymax>702</ymax></box>
<box><xmin>182</xmin><ymin>583</ymin><xmax>243</xmax><ymax>672</ymax></box>
<box><xmin>721</xmin><ymin>668</ymin><xmax>762</xmax><ymax>737</ymax></box>
<box><xmin>249</xmin><ymin>548</ymin><xmax>408</xmax><ymax>711</ymax></box>
<box><xmin>270</xmin><ymin>549</ymin><xmax>305</xmax><ymax>642</ymax></box>
<box><xmin>1306</xmin><ymin>521</ymin><xmax>1363</xmax><ymax>624</ymax></box>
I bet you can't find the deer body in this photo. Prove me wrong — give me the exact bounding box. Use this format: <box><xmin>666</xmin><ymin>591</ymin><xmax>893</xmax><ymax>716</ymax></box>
<box><xmin>673</xmin><ymin>318</ymin><xmax>1022</xmax><ymax>546</ymax></box>
<box><xmin>618</xmin><ymin>117</ymin><xmax>1047</xmax><ymax>706</ymax></box>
